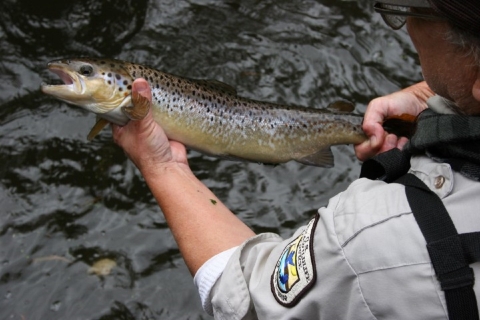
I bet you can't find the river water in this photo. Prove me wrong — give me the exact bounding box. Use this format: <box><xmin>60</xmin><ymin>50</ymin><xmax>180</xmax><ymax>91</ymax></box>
<box><xmin>0</xmin><ymin>0</ymin><xmax>422</xmax><ymax>319</ymax></box>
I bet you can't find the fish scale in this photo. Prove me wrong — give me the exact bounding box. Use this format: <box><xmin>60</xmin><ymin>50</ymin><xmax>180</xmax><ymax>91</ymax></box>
<box><xmin>42</xmin><ymin>58</ymin><xmax>368</xmax><ymax>167</ymax></box>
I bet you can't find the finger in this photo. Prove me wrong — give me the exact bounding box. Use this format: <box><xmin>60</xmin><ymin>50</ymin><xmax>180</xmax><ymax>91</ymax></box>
<box><xmin>397</xmin><ymin>136</ymin><xmax>409</xmax><ymax>150</ymax></box>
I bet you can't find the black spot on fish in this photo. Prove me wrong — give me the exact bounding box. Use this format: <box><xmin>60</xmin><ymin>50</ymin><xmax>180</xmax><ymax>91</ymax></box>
<box><xmin>108</xmin><ymin>80</ymin><xmax>112</xmax><ymax>85</ymax></box>
<box><xmin>115</xmin><ymin>74</ymin><xmax>121</xmax><ymax>80</ymax></box>
<box><xmin>108</xmin><ymin>73</ymin><xmax>112</xmax><ymax>77</ymax></box>
<box><xmin>119</xmin><ymin>88</ymin><xmax>123</xmax><ymax>92</ymax></box>
<box><xmin>102</xmin><ymin>72</ymin><xmax>105</xmax><ymax>75</ymax></box>
<box><xmin>110</xmin><ymin>64</ymin><xmax>115</xmax><ymax>68</ymax></box>
<box><xmin>127</xmin><ymin>85</ymin><xmax>132</xmax><ymax>90</ymax></box>
<box><xmin>100</xmin><ymin>61</ymin><xmax>106</xmax><ymax>64</ymax></box>
<box><xmin>123</xmin><ymin>80</ymin><xmax>128</xmax><ymax>85</ymax></box>
<box><xmin>132</xmin><ymin>71</ymin><xmax>136</xmax><ymax>77</ymax></box>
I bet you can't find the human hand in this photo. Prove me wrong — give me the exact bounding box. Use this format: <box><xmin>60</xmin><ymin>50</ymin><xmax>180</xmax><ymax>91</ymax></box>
<box><xmin>112</xmin><ymin>78</ymin><xmax>189</xmax><ymax>173</ymax></box>
<box><xmin>355</xmin><ymin>82</ymin><xmax>434</xmax><ymax>161</ymax></box>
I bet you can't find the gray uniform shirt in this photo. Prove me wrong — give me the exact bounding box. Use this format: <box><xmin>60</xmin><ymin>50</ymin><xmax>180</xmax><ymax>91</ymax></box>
<box><xmin>209</xmin><ymin>155</ymin><xmax>480</xmax><ymax>319</ymax></box>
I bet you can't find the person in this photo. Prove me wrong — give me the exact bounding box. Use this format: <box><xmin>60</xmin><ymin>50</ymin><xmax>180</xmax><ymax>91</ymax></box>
<box><xmin>112</xmin><ymin>0</ymin><xmax>480</xmax><ymax>318</ymax></box>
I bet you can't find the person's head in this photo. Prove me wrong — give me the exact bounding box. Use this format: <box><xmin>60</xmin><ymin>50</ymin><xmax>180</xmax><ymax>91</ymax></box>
<box><xmin>373</xmin><ymin>0</ymin><xmax>480</xmax><ymax>114</ymax></box>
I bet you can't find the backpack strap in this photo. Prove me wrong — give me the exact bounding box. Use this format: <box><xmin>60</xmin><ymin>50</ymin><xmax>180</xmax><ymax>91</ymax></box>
<box><xmin>395</xmin><ymin>173</ymin><xmax>480</xmax><ymax>320</ymax></box>
<box><xmin>360</xmin><ymin>148</ymin><xmax>411</xmax><ymax>182</ymax></box>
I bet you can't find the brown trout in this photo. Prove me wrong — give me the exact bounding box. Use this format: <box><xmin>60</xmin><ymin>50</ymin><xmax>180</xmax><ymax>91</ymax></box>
<box><xmin>41</xmin><ymin>58</ymin><xmax>371</xmax><ymax>167</ymax></box>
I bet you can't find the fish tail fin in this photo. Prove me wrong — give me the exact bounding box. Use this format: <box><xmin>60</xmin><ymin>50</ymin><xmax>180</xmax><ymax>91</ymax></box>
<box><xmin>383</xmin><ymin>114</ymin><xmax>417</xmax><ymax>138</ymax></box>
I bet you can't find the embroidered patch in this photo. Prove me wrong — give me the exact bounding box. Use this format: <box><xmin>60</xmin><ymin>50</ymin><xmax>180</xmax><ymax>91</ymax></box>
<box><xmin>271</xmin><ymin>214</ymin><xmax>318</xmax><ymax>307</ymax></box>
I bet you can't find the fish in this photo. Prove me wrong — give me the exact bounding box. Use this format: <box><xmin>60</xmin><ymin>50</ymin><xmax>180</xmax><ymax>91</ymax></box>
<box><xmin>41</xmin><ymin>58</ymin><xmax>411</xmax><ymax>167</ymax></box>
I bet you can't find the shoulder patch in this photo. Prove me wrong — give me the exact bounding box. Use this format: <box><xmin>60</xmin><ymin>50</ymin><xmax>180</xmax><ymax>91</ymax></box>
<box><xmin>271</xmin><ymin>214</ymin><xmax>319</xmax><ymax>307</ymax></box>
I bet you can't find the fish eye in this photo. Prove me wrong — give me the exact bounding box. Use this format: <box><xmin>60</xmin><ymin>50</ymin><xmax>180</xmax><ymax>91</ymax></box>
<box><xmin>79</xmin><ymin>65</ymin><xmax>94</xmax><ymax>77</ymax></box>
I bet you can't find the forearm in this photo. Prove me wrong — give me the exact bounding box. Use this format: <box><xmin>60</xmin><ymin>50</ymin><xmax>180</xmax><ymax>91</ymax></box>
<box><xmin>141</xmin><ymin>162</ymin><xmax>256</xmax><ymax>275</ymax></box>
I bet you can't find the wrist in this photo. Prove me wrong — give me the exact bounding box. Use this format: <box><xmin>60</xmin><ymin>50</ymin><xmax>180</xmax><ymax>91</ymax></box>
<box><xmin>139</xmin><ymin>160</ymin><xmax>193</xmax><ymax>181</ymax></box>
<box><xmin>401</xmin><ymin>81</ymin><xmax>435</xmax><ymax>105</ymax></box>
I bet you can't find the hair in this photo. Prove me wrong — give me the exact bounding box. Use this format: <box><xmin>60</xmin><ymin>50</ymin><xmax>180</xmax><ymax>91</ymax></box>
<box><xmin>445</xmin><ymin>26</ymin><xmax>480</xmax><ymax>67</ymax></box>
<box><xmin>427</xmin><ymin>0</ymin><xmax>480</xmax><ymax>66</ymax></box>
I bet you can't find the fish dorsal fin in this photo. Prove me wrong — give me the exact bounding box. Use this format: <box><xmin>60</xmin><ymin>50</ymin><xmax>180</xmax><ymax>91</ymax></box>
<box><xmin>296</xmin><ymin>148</ymin><xmax>334</xmax><ymax>168</ymax></box>
<box><xmin>87</xmin><ymin>117</ymin><xmax>110</xmax><ymax>141</ymax></box>
<box><xmin>328</xmin><ymin>100</ymin><xmax>355</xmax><ymax>113</ymax></box>
<box><xmin>192</xmin><ymin>79</ymin><xmax>237</xmax><ymax>95</ymax></box>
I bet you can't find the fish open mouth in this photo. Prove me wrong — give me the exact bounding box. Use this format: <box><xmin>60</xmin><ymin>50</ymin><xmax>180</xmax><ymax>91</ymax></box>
<box><xmin>49</xmin><ymin>68</ymin><xmax>74</xmax><ymax>85</ymax></box>
<box><xmin>41</xmin><ymin>62</ymin><xmax>80</xmax><ymax>97</ymax></box>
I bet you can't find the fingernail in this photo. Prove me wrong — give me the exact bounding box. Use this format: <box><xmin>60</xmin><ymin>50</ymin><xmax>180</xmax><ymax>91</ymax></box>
<box><xmin>134</xmin><ymin>81</ymin><xmax>149</xmax><ymax>92</ymax></box>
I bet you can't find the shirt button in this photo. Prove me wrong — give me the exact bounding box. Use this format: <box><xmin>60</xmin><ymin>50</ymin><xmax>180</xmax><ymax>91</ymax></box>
<box><xmin>434</xmin><ymin>176</ymin><xmax>445</xmax><ymax>189</ymax></box>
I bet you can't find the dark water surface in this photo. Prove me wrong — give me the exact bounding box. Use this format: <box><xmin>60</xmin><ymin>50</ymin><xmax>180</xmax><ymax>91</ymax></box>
<box><xmin>0</xmin><ymin>0</ymin><xmax>422</xmax><ymax>319</ymax></box>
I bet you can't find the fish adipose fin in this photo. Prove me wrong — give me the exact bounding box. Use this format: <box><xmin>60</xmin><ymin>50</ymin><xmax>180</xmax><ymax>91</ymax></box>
<box><xmin>121</xmin><ymin>91</ymin><xmax>150</xmax><ymax>121</ymax></box>
<box><xmin>327</xmin><ymin>100</ymin><xmax>355</xmax><ymax>113</ymax></box>
<box><xmin>87</xmin><ymin>118</ymin><xmax>110</xmax><ymax>141</ymax></box>
<box><xmin>296</xmin><ymin>148</ymin><xmax>334</xmax><ymax>168</ymax></box>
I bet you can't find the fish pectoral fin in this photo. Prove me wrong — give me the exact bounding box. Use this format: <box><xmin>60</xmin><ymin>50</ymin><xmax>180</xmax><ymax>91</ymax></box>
<box><xmin>121</xmin><ymin>90</ymin><xmax>150</xmax><ymax>121</ymax></box>
<box><xmin>296</xmin><ymin>148</ymin><xmax>334</xmax><ymax>167</ymax></box>
<box><xmin>87</xmin><ymin>117</ymin><xmax>110</xmax><ymax>141</ymax></box>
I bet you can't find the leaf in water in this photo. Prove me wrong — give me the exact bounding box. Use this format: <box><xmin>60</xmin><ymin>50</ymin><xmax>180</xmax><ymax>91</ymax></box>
<box><xmin>88</xmin><ymin>258</ymin><xmax>117</xmax><ymax>276</ymax></box>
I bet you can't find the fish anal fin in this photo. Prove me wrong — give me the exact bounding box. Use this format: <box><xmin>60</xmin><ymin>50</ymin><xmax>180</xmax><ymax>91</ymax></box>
<box><xmin>121</xmin><ymin>90</ymin><xmax>150</xmax><ymax>121</ymax></box>
<box><xmin>296</xmin><ymin>148</ymin><xmax>334</xmax><ymax>167</ymax></box>
<box><xmin>87</xmin><ymin>117</ymin><xmax>110</xmax><ymax>141</ymax></box>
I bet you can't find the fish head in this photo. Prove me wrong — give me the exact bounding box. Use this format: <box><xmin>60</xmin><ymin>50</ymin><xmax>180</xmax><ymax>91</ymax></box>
<box><xmin>41</xmin><ymin>58</ymin><xmax>135</xmax><ymax>118</ymax></box>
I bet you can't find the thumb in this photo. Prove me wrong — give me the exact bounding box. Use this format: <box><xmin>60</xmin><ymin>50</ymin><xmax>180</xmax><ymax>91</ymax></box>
<box><xmin>132</xmin><ymin>78</ymin><xmax>152</xmax><ymax>102</ymax></box>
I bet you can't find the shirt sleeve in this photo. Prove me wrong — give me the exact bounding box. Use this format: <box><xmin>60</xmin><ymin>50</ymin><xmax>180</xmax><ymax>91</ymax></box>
<box><xmin>193</xmin><ymin>246</ymin><xmax>239</xmax><ymax>315</ymax></box>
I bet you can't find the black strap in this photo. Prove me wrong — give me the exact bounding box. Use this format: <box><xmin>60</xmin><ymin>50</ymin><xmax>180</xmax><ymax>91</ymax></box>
<box><xmin>396</xmin><ymin>173</ymin><xmax>480</xmax><ymax>320</ymax></box>
<box><xmin>360</xmin><ymin>148</ymin><xmax>411</xmax><ymax>182</ymax></box>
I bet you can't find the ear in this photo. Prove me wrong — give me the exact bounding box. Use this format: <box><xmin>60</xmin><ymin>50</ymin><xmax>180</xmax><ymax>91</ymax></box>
<box><xmin>473</xmin><ymin>75</ymin><xmax>480</xmax><ymax>103</ymax></box>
